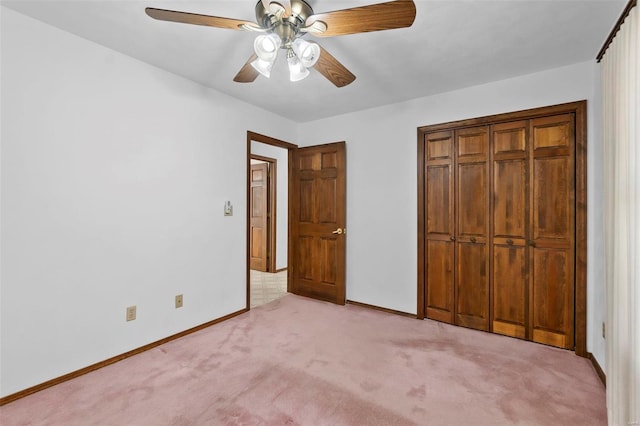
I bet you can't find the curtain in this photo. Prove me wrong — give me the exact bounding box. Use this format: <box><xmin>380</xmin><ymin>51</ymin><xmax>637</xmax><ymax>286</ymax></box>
<box><xmin>601</xmin><ymin>5</ymin><xmax>639</xmax><ymax>425</ymax></box>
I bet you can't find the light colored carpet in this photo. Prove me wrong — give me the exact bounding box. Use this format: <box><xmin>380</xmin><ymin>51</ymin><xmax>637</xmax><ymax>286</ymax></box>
<box><xmin>0</xmin><ymin>294</ymin><xmax>606</xmax><ymax>425</ymax></box>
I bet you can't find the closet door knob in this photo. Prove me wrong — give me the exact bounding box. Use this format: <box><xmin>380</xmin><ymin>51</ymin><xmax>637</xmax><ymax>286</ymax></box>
<box><xmin>450</xmin><ymin>236</ymin><xmax>456</xmax><ymax>241</ymax></box>
<box><xmin>506</xmin><ymin>239</ymin><xmax>514</xmax><ymax>245</ymax></box>
<box><xmin>470</xmin><ymin>237</ymin><xmax>477</xmax><ymax>243</ymax></box>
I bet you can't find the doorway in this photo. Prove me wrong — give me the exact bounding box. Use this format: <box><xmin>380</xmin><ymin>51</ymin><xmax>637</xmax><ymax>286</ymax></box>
<box><xmin>247</xmin><ymin>132</ymin><xmax>297</xmax><ymax>309</ymax></box>
<box><xmin>246</xmin><ymin>132</ymin><xmax>348</xmax><ymax>309</ymax></box>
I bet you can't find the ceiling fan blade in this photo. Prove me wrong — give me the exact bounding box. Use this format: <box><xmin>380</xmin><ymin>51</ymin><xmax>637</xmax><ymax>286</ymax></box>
<box><xmin>305</xmin><ymin>0</ymin><xmax>416</xmax><ymax>37</ymax></box>
<box><xmin>145</xmin><ymin>8</ymin><xmax>260</xmax><ymax>31</ymax></box>
<box><xmin>313</xmin><ymin>46</ymin><xmax>356</xmax><ymax>88</ymax></box>
<box><xmin>233</xmin><ymin>54</ymin><xmax>260</xmax><ymax>83</ymax></box>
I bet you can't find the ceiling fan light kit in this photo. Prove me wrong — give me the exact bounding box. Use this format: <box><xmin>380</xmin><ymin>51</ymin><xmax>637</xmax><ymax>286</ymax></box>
<box><xmin>145</xmin><ymin>0</ymin><xmax>417</xmax><ymax>87</ymax></box>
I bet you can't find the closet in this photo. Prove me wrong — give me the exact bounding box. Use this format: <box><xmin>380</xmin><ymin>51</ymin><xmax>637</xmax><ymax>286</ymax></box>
<box><xmin>418</xmin><ymin>103</ymin><xmax>585</xmax><ymax>351</ymax></box>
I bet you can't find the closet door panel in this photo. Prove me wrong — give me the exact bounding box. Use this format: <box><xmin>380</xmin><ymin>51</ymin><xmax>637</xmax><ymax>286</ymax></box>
<box><xmin>531</xmin><ymin>248</ymin><xmax>572</xmax><ymax>348</ymax></box>
<box><xmin>493</xmin><ymin>159</ymin><xmax>527</xmax><ymax>237</ymax></box>
<box><xmin>426</xmin><ymin>240</ymin><xmax>454</xmax><ymax>322</ymax></box>
<box><xmin>427</xmin><ymin>165</ymin><xmax>452</xmax><ymax>235</ymax></box>
<box><xmin>425</xmin><ymin>131</ymin><xmax>455</xmax><ymax>324</ymax></box>
<box><xmin>458</xmin><ymin>163</ymin><xmax>487</xmax><ymax>236</ymax></box>
<box><xmin>533</xmin><ymin>157</ymin><xmax>571</xmax><ymax>241</ymax></box>
<box><xmin>491</xmin><ymin>121</ymin><xmax>529</xmax><ymax>339</ymax></box>
<box><xmin>456</xmin><ymin>242</ymin><xmax>489</xmax><ymax>330</ymax></box>
<box><xmin>492</xmin><ymin>244</ymin><xmax>526</xmax><ymax>338</ymax></box>
<box><xmin>455</xmin><ymin>127</ymin><xmax>489</xmax><ymax>331</ymax></box>
<box><xmin>530</xmin><ymin>115</ymin><xmax>575</xmax><ymax>349</ymax></box>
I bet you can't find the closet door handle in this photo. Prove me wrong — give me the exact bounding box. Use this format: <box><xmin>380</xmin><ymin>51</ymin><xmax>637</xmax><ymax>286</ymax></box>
<box><xmin>470</xmin><ymin>237</ymin><xmax>477</xmax><ymax>243</ymax></box>
<box><xmin>506</xmin><ymin>239</ymin><xmax>514</xmax><ymax>245</ymax></box>
<box><xmin>450</xmin><ymin>236</ymin><xmax>456</xmax><ymax>241</ymax></box>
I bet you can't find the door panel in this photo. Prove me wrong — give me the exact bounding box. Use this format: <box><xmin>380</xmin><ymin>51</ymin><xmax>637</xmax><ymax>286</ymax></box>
<box><xmin>291</xmin><ymin>142</ymin><xmax>346</xmax><ymax>304</ymax></box>
<box><xmin>533</xmin><ymin>157</ymin><xmax>571</xmax><ymax>240</ymax></box>
<box><xmin>457</xmin><ymin>163</ymin><xmax>487</xmax><ymax>237</ymax></box>
<box><xmin>426</xmin><ymin>240</ymin><xmax>454</xmax><ymax>322</ymax></box>
<box><xmin>492</xmin><ymin>244</ymin><xmax>526</xmax><ymax>338</ymax></box>
<box><xmin>426</xmin><ymin>166</ymin><xmax>452</xmax><ymax>234</ymax></box>
<box><xmin>424</xmin><ymin>131</ymin><xmax>455</xmax><ymax>323</ymax></box>
<box><xmin>491</xmin><ymin>121</ymin><xmax>529</xmax><ymax>339</ymax></box>
<box><xmin>493</xmin><ymin>159</ymin><xmax>527</xmax><ymax>237</ymax></box>
<box><xmin>250</xmin><ymin>163</ymin><xmax>269</xmax><ymax>271</ymax></box>
<box><xmin>531</xmin><ymin>248</ymin><xmax>572</xmax><ymax>348</ymax></box>
<box><xmin>530</xmin><ymin>115</ymin><xmax>575</xmax><ymax>349</ymax></box>
<box><xmin>455</xmin><ymin>127</ymin><xmax>489</xmax><ymax>331</ymax></box>
<box><xmin>456</xmin><ymin>242</ymin><xmax>489</xmax><ymax>330</ymax></box>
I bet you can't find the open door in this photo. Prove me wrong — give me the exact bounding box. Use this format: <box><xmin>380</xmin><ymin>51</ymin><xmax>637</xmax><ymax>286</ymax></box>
<box><xmin>291</xmin><ymin>142</ymin><xmax>346</xmax><ymax>305</ymax></box>
<box><xmin>250</xmin><ymin>162</ymin><xmax>269</xmax><ymax>272</ymax></box>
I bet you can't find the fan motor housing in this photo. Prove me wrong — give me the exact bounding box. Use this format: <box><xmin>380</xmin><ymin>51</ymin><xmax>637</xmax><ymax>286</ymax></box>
<box><xmin>255</xmin><ymin>0</ymin><xmax>314</xmax><ymax>45</ymax></box>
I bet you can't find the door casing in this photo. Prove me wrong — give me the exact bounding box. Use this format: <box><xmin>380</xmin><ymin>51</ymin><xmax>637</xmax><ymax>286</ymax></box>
<box><xmin>246</xmin><ymin>132</ymin><xmax>297</xmax><ymax>310</ymax></box>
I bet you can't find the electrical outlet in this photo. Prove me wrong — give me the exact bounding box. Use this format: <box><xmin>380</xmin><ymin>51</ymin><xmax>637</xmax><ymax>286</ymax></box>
<box><xmin>175</xmin><ymin>294</ymin><xmax>183</xmax><ymax>308</ymax></box>
<box><xmin>126</xmin><ymin>305</ymin><xmax>136</xmax><ymax>321</ymax></box>
<box><xmin>602</xmin><ymin>322</ymin><xmax>605</xmax><ymax>338</ymax></box>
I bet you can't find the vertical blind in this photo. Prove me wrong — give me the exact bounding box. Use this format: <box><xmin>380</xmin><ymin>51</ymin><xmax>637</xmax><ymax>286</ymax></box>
<box><xmin>600</xmin><ymin>3</ymin><xmax>639</xmax><ymax>425</ymax></box>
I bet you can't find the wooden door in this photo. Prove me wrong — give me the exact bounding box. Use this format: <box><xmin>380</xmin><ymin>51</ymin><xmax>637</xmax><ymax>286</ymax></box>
<box><xmin>491</xmin><ymin>121</ymin><xmax>529</xmax><ymax>339</ymax></box>
<box><xmin>454</xmin><ymin>126</ymin><xmax>490</xmax><ymax>331</ymax></box>
<box><xmin>250</xmin><ymin>162</ymin><xmax>269</xmax><ymax>272</ymax></box>
<box><xmin>291</xmin><ymin>142</ymin><xmax>346</xmax><ymax>304</ymax></box>
<box><xmin>529</xmin><ymin>114</ymin><xmax>575</xmax><ymax>349</ymax></box>
<box><xmin>424</xmin><ymin>131</ymin><xmax>455</xmax><ymax>323</ymax></box>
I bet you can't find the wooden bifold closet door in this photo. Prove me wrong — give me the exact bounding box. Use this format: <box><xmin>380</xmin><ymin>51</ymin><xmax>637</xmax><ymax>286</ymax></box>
<box><xmin>421</xmin><ymin>110</ymin><xmax>576</xmax><ymax>350</ymax></box>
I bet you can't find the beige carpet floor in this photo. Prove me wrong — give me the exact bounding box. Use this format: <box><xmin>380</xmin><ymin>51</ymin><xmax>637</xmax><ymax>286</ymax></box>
<box><xmin>0</xmin><ymin>294</ymin><xmax>606</xmax><ymax>425</ymax></box>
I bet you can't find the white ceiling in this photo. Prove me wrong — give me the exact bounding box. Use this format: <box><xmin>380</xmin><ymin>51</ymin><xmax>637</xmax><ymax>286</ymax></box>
<box><xmin>2</xmin><ymin>0</ymin><xmax>626</xmax><ymax>122</ymax></box>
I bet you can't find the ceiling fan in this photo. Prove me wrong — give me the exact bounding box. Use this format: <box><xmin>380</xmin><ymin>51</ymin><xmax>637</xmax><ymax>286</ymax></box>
<box><xmin>145</xmin><ymin>0</ymin><xmax>417</xmax><ymax>87</ymax></box>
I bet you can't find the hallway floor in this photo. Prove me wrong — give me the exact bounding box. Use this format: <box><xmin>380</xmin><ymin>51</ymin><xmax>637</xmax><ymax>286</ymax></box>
<box><xmin>250</xmin><ymin>269</ymin><xmax>287</xmax><ymax>308</ymax></box>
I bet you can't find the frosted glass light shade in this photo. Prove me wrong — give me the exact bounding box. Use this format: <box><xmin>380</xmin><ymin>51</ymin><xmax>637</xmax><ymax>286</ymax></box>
<box><xmin>287</xmin><ymin>53</ymin><xmax>310</xmax><ymax>82</ymax></box>
<box><xmin>251</xmin><ymin>57</ymin><xmax>275</xmax><ymax>78</ymax></box>
<box><xmin>291</xmin><ymin>38</ymin><xmax>320</xmax><ymax>68</ymax></box>
<box><xmin>254</xmin><ymin>33</ymin><xmax>282</xmax><ymax>61</ymax></box>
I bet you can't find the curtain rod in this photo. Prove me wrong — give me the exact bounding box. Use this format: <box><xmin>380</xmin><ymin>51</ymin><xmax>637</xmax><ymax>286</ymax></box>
<box><xmin>596</xmin><ymin>0</ymin><xmax>637</xmax><ymax>62</ymax></box>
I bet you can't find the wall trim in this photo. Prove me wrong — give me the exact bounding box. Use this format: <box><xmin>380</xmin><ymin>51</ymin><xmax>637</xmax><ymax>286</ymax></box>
<box><xmin>275</xmin><ymin>267</ymin><xmax>288</xmax><ymax>273</ymax></box>
<box><xmin>346</xmin><ymin>300</ymin><xmax>416</xmax><ymax>318</ymax></box>
<box><xmin>587</xmin><ymin>352</ymin><xmax>607</xmax><ymax>387</ymax></box>
<box><xmin>0</xmin><ymin>308</ymin><xmax>248</xmax><ymax>406</ymax></box>
<box><xmin>416</xmin><ymin>100</ymin><xmax>588</xmax><ymax>357</ymax></box>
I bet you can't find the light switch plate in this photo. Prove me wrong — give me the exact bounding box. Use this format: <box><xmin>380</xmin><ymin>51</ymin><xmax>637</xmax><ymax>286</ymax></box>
<box><xmin>126</xmin><ymin>305</ymin><xmax>136</xmax><ymax>321</ymax></box>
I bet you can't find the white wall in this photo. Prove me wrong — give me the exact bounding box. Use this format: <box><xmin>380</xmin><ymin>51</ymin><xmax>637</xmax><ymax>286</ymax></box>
<box><xmin>0</xmin><ymin>8</ymin><xmax>297</xmax><ymax>397</ymax></box>
<box><xmin>297</xmin><ymin>60</ymin><xmax>606</xmax><ymax>366</ymax></box>
<box><xmin>251</xmin><ymin>142</ymin><xmax>288</xmax><ymax>271</ymax></box>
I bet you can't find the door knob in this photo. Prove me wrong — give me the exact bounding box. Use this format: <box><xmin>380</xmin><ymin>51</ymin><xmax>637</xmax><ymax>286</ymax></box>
<box><xmin>506</xmin><ymin>239</ymin><xmax>514</xmax><ymax>245</ymax></box>
<box><xmin>332</xmin><ymin>228</ymin><xmax>343</xmax><ymax>235</ymax></box>
<box><xmin>450</xmin><ymin>236</ymin><xmax>456</xmax><ymax>241</ymax></box>
<box><xmin>470</xmin><ymin>237</ymin><xmax>477</xmax><ymax>243</ymax></box>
